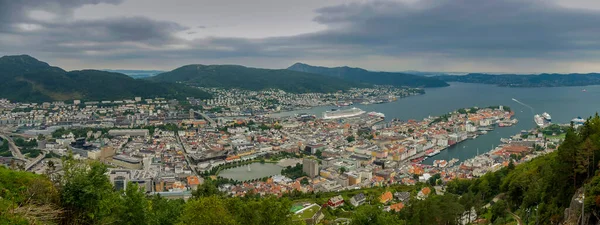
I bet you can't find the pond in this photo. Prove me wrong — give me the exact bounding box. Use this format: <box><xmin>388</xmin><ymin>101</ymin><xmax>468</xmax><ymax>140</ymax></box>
<box><xmin>218</xmin><ymin>162</ymin><xmax>283</xmax><ymax>181</ymax></box>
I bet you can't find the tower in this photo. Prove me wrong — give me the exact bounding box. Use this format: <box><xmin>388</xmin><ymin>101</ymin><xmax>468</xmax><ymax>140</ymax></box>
<box><xmin>303</xmin><ymin>158</ymin><xmax>319</xmax><ymax>178</ymax></box>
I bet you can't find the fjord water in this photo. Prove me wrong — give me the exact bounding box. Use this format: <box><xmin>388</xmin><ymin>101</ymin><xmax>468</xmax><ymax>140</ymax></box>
<box><xmin>275</xmin><ymin>82</ymin><xmax>600</xmax><ymax>164</ymax></box>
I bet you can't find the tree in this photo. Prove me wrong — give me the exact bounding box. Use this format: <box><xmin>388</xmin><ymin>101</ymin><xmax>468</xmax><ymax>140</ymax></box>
<box><xmin>491</xmin><ymin>199</ymin><xmax>508</xmax><ymax>223</ymax></box>
<box><xmin>148</xmin><ymin>195</ymin><xmax>185</xmax><ymax>225</ymax></box>
<box><xmin>59</xmin><ymin>160</ymin><xmax>122</xmax><ymax>224</ymax></box>
<box><xmin>315</xmin><ymin>149</ymin><xmax>322</xmax><ymax>158</ymax></box>
<box><xmin>118</xmin><ymin>182</ymin><xmax>149</xmax><ymax>225</ymax></box>
<box><xmin>300</xmin><ymin>178</ymin><xmax>309</xmax><ymax>185</ymax></box>
<box><xmin>346</xmin><ymin>136</ymin><xmax>355</xmax><ymax>142</ymax></box>
<box><xmin>351</xmin><ymin>205</ymin><xmax>405</xmax><ymax>225</ymax></box>
<box><xmin>340</xmin><ymin>167</ymin><xmax>348</xmax><ymax>174</ymax></box>
<box><xmin>178</xmin><ymin>196</ymin><xmax>237</xmax><ymax>225</ymax></box>
<box><xmin>193</xmin><ymin>179</ymin><xmax>221</xmax><ymax>198</ymax></box>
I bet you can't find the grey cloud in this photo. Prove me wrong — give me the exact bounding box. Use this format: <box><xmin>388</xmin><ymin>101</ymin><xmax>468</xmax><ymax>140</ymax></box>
<box><xmin>0</xmin><ymin>0</ymin><xmax>123</xmax><ymax>24</ymax></box>
<box><xmin>3</xmin><ymin>0</ymin><xmax>600</xmax><ymax>71</ymax></box>
<box><xmin>303</xmin><ymin>0</ymin><xmax>600</xmax><ymax>59</ymax></box>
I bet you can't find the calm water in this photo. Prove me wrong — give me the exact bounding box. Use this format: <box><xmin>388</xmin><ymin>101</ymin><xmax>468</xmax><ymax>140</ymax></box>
<box><xmin>218</xmin><ymin>162</ymin><xmax>283</xmax><ymax>181</ymax></box>
<box><xmin>272</xmin><ymin>83</ymin><xmax>600</xmax><ymax>165</ymax></box>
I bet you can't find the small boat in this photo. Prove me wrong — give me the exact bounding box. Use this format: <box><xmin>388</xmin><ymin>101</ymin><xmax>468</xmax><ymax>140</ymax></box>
<box><xmin>582</xmin><ymin>89</ymin><xmax>587</xmax><ymax>92</ymax></box>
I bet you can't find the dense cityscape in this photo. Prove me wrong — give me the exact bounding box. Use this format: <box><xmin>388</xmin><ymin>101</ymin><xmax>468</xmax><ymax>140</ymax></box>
<box><xmin>0</xmin><ymin>86</ymin><xmax>570</xmax><ymax>224</ymax></box>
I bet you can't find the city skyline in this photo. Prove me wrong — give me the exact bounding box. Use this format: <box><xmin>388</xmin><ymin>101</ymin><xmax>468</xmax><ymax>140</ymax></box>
<box><xmin>1</xmin><ymin>0</ymin><xmax>600</xmax><ymax>73</ymax></box>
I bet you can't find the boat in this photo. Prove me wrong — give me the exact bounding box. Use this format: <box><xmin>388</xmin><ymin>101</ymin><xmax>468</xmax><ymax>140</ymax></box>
<box><xmin>322</xmin><ymin>107</ymin><xmax>366</xmax><ymax>119</ymax></box>
<box><xmin>411</xmin><ymin>157</ymin><xmax>425</xmax><ymax>163</ymax></box>
<box><xmin>583</xmin><ymin>89</ymin><xmax>587</xmax><ymax>92</ymax></box>
<box><xmin>367</xmin><ymin>111</ymin><xmax>385</xmax><ymax>119</ymax></box>
<box><xmin>534</xmin><ymin>114</ymin><xmax>545</xmax><ymax>127</ymax></box>
<box><xmin>448</xmin><ymin>158</ymin><xmax>459</xmax><ymax>167</ymax></box>
<box><xmin>426</xmin><ymin>149</ymin><xmax>440</xmax><ymax>157</ymax></box>
<box><xmin>542</xmin><ymin>112</ymin><xmax>552</xmax><ymax>123</ymax></box>
<box><xmin>480</xmin><ymin>130</ymin><xmax>488</xmax><ymax>134</ymax></box>
<box><xmin>336</xmin><ymin>102</ymin><xmax>352</xmax><ymax>107</ymax></box>
<box><xmin>572</xmin><ymin>117</ymin><xmax>586</xmax><ymax>125</ymax></box>
<box><xmin>434</xmin><ymin>160</ymin><xmax>448</xmax><ymax>168</ymax></box>
<box><xmin>500</xmin><ymin>138</ymin><xmax>511</xmax><ymax>143</ymax></box>
<box><xmin>478</xmin><ymin>126</ymin><xmax>494</xmax><ymax>131</ymax></box>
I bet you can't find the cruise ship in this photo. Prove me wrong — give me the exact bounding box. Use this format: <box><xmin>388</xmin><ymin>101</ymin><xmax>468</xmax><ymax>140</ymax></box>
<box><xmin>534</xmin><ymin>114</ymin><xmax>546</xmax><ymax>127</ymax></box>
<box><xmin>367</xmin><ymin>111</ymin><xmax>385</xmax><ymax>119</ymax></box>
<box><xmin>542</xmin><ymin>112</ymin><xmax>552</xmax><ymax>122</ymax></box>
<box><xmin>572</xmin><ymin>117</ymin><xmax>586</xmax><ymax>125</ymax></box>
<box><xmin>322</xmin><ymin>107</ymin><xmax>366</xmax><ymax>119</ymax></box>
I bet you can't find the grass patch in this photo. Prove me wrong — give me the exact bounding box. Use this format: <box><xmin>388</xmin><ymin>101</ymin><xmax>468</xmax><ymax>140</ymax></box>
<box><xmin>544</xmin><ymin>133</ymin><xmax>566</xmax><ymax>140</ymax></box>
<box><xmin>295</xmin><ymin>205</ymin><xmax>320</xmax><ymax>220</ymax></box>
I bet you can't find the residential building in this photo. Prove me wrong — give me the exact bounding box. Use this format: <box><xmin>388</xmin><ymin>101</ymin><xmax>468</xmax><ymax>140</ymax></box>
<box><xmin>327</xmin><ymin>195</ymin><xmax>344</xmax><ymax>208</ymax></box>
<box><xmin>350</xmin><ymin>193</ymin><xmax>366</xmax><ymax>207</ymax></box>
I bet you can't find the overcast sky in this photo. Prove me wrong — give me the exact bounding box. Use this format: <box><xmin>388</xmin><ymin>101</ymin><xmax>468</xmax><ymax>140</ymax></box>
<box><xmin>1</xmin><ymin>0</ymin><xmax>600</xmax><ymax>73</ymax></box>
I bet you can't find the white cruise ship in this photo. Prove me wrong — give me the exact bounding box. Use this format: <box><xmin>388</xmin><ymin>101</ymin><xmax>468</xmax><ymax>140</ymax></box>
<box><xmin>534</xmin><ymin>114</ymin><xmax>545</xmax><ymax>127</ymax></box>
<box><xmin>367</xmin><ymin>111</ymin><xmax>385</xmax><ymax>118</ymax></box>
<box><xmin>542</xmin><ymin>112</ymin><xmax>552</xmax><ymax>122</ymax></box>
<box><xmin>323</xmin><ymin>107</ymin><xmax>365</xmax><ymax>119</ymax></box>
<box><xmin>572</xmin><ymin>117</ymin><xmax>586</xmax><ymax>125</ymax></box>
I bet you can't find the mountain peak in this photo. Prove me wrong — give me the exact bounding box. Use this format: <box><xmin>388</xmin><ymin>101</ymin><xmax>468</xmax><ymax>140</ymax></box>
<box><xmin>0</xmin><ymin>54</ymin><xmax>49</xmax><ymax>67</ymax></box>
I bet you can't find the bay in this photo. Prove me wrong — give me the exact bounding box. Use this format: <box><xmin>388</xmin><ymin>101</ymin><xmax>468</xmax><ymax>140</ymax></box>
<box><xmin>271</xmin><ymin>82</ymin><xmax>600</xmax><ymax>165</ymax></box>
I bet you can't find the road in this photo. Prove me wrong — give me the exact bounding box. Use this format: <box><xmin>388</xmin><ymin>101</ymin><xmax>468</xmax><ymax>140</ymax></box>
<box><xmin>24</xmin><ymin>151</ymin><xmax>46</xmax><ymax>171</ymax></box>
<box><xmin>176</xmin><ymin>134</ymin><xmax>198</xmax><ymax>174</ymax></box>
<box><xmin>0</xmin><ymin>133</ymin><xmax>26</xmax><ymax>160</ymax></box>
<box><xmin>191</xmin><ymin>110</ymin><xmax>217</xmax><ymax>127</ymax></box>
<box><xmin>1</xmin><ymin>126</ymin><xmax>38</xmax><ymax>169</ymax></box>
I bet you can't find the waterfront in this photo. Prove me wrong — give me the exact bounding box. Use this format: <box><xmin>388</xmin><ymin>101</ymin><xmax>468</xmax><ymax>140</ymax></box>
<box><xmin>218</xmin><ymin>162</ymin><xmax>283</xmax><ymax>181</ymax></box>
<box><xmin>271</xmin><ymin>82</ymin><xmax>600</xmax><ymax>164</ymax></box>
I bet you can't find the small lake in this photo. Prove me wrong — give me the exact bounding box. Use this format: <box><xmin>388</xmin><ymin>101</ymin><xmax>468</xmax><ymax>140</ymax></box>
<box><xmin>218</xmin><ymin>162</ymin><xmax>283</xmax><ymax>181</ymax></box>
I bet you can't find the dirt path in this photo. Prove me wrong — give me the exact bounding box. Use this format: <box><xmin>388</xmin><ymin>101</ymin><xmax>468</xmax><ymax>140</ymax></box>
<box><xmin>508</xmin><ymin>211</ymin><xmax>523</xmax><ymax>225</ymax></box>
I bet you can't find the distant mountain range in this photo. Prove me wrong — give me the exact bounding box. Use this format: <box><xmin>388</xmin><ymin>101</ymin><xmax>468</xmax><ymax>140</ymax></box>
<box><xmin>435</xmin><ymin>73</ymin><xmax>600</xmax><ymax>87</ymax></box>
<box><xmin>103</xmin><ymin>69</ymin><xmax>164</xmax><ymax>79</ymax></box>
<box><xmin>6</xmin><ymin>54</ymin><xmax>598</xmax><ymax>103</ymax></box>
<box><xmin>0</xmin><ymin>55</ymin><xmax>211</xmax><ymax>102</ymax></box>
<box><xmin>287</xmin><ymin>63</ymin><xmax>450</xmax><ymax>88</ymax></box>
<box><xmin>149</xmin><ymin>64</ymin><xmax>367</xmax><ymax>93</ymax></box>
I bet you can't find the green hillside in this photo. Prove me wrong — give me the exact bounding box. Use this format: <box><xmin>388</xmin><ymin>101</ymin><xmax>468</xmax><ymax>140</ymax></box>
<box><xmin>0</xmin><ymin>55</ymin><xmax>211</xmax><ymax>102</ymax></box>
<box><xmin>150</xmin><ymin>64</ymin><xmax>367</xmax><ymax>93</ymax></box>
<box><xmin>287</xmin><ymin>63</ymin><xmax>449</xmax><ymax>88</ymax></box>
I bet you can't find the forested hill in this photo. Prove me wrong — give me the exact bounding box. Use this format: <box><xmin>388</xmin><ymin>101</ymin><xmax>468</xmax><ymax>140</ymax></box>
<box><xmin>150</xmin><ymin>64</ymin><xmax>366</xmax><ymax>93</ymax></box>
<box><xmin>435</xmin><ymin>73</ymin><xmax>600</xmax><ymax>87</ymax></box>
<box><xmin>287</xmin><ymin>63</ymin><xmax>450</xmax><ymax>88</ymax></box>
<box><xmin>0</xmin><ymin>55</ymin><xmax>211</xmax><ymax>102</ymax></box>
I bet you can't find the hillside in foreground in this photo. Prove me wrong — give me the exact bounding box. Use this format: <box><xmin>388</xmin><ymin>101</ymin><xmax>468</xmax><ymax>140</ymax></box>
<box><xmin>150</xmin><ymin>64</ymin><xmax>368</xmax><ymax>93</ymax></box>
<box><xmin>0</xmin><ymin>55</ymin><xmax>211</xmax><ymax>102</ymax></box>
<box><xmin>287</xmin><ymin>63</ymin><xmax>450</xmax><ymax>88</ymax></box>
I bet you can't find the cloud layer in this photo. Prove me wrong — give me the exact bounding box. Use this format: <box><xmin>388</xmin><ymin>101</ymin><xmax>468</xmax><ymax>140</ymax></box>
<box><xmin>1</xmin><ymin>0</ymin><xmax>600</xmax><ymax>72</ymax></box>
